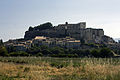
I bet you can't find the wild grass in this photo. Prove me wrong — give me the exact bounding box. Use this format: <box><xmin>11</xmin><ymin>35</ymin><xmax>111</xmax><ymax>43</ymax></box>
<box><xmin>0</xmin><ymin>57</ymin><xmax>120</xmax><ymax>80</ymax></box>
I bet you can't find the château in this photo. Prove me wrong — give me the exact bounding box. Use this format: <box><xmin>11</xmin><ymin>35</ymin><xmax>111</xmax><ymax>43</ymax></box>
<box><xmin>24</xmin><ymin>22</ymin><xmax>114</xmax><ymax>44</ymax></box>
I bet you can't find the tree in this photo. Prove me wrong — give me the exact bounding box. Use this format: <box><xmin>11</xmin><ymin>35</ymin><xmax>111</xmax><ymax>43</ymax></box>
<box><xmin>0</xmin><ymin>39</ymin><xmax>3</xmax><ymax>46</ymax></box>
<box><xmin>99</xmin><ymin>48</ymin><xmax>114</xmax><ymax>58</ymax></box>
<box><xmin>40</xmin><ymin>45</ymin><xmax>48</xmax><ymax>50</ymax></box>
<box><xmin>6</xmin><ymin>46</ymin><xmax>16</xmax><ymax>53</ymax></box>
<box><xmin>28</xmin><ymin>26</ymin><xmax>34</xmax><ymax>31</ymax></box>
<box><xmin>42</xmin><ymin>49</ymin><xmax>52</xmax><ymax>56</ymax></box>
<box><xmin>50</xmin><ymin>47</ymin><xmax>64</xmax><ymax>54</ymax></box>
<box><xmin>0</xmin><ymin>46</ymin><xmax>8</xmax><ymax>56</ymax></box>
<box><xmin>36</xmin><ymin>52</ymin><xmax>43</xmax><ymax>57</ymax></box>
<box><xmin>91</xmin><ymin>49</ymin><xmax>100</xmax><ymax>58</ymax></box>
<box><xmin>90</xmin><ymin>48</ymin><xmax>114</xmax><ymax>58</ymax></box>
<box><xmin>10</xmin><ymin>51</ymin><xmax>29</xmax><ymax>57</ymax></box>
<box><xmin>27</xmin><ymin>46</ymin><xmax>41</xmax><ymax>55</ymax></box>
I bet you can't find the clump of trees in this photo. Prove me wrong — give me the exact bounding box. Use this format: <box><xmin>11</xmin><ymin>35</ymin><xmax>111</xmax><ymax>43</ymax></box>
<box><xmin>0</xmin><ymin>39</ymin><xmax>3</xmax><ymax>46</ymax></box>
<box><xmin>91</xmin><ymin>48</ymin><xmax>114</xmax><ymax>58</ymax></box>
<box><xmin>9</xmin><ymin>51</ymin><xmax>29</xmax><ymax>57</ymax></box>
<box><xmin>0</xmin><ymin>39</ymin><xmax>8</xmax><ymax>56</ymax></box>
<box><xmin>25</xmin><ymin>45</ymin><xmax>115</xmax><ymax>58</ymax></box>
<box><xmin>0</xmin><ymin>46</ymin><xmax>8</xmax><ymax>56</ymax></box>
<box><xmin>1</xmin><ymin>45</ymin><xmax>116</xmax><ymax>58</ymax></box>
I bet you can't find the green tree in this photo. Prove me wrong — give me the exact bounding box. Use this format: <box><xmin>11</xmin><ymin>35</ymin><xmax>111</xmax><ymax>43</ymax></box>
<box><xmin>99</xmin><ymin>48</ymin><xmax>114</xmax><ymax>58</ymax></box>
<box><xmin>50</xmin><ymin>47</ymin><xmax>64</xmax><ymax>54</ymax></box>
<box><xmin>27</xmin><ymin>46</ymin><xmax>41</xmax><ymax>55</ymax></box>
<box><xmin>0</xmin><ymin>39</ymin><xmax>3</xmax><ymax>46</ymax></box>
<box><xmin>10</xmin><ymin>51</ymin><xmax>29</xmax><ymax>57</ymax></box>
<box><xmin>91</xmin><ymin>49</ymin><xmax>100</xmax><ymax>58</ymax></box>
<box><xmin>42</xmin><ymin>49</ymin><xmax>51</xmax><ymax>56</ymax></box>
<box><xmin>6</xmin><ymin>46</ymin><xmax>16</xmax><ymax>53</ymax></box>
<box><xmin>28</xmin><ymin>26</ymin><xmax>34</xmax><ymax>31</ymax></box>
<box><xmin>0</xmin><ymin>46</ymin><xmax>8</xmax><ymax>56</ymax></box>
<box><xmin>36</xmin><ymin>52</ymin><xmax>43</xmax><ymax>57</ymax></box>
<box><xmin>40</xmin><ymin>45</ymin><xmax>48</xmax><ymax>50</ymax></box>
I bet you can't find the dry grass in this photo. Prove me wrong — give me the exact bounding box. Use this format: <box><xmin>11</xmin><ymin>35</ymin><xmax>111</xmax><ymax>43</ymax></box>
<box><xmin>0</xmin><ymin>57</ymin><xmax>120</xmax><ymax>80</ymax></box>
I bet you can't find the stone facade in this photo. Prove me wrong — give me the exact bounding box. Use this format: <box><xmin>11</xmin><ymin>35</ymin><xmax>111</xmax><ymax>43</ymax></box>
<box><xmin>5</xmin><ymin>39</ymin><xmax>32</xmax><ymax>51</ymax></box>
<box><xmin>32</xmin><ymin>36</ymin><xmax>81</xmax><ymax>49</ymax></box>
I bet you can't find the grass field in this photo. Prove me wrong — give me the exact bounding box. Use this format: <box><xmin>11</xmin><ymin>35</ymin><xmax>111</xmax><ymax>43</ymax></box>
<box><xmin>0</xmin><ymin>57</ymin><xmax>120</xmax><ymax>80</ymax></box>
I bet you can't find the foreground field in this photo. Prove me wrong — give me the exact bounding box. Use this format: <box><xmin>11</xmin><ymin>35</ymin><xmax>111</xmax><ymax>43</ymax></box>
<box><xmin>0</xmin><ymin>57</ymin><xmax>120</xmax><ymax>80</ymax></box>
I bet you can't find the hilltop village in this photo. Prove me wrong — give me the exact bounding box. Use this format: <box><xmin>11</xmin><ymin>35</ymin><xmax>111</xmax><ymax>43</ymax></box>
<box><xmin>24</xmin><ymin>22</ymin><xmax>114</xmax><ymax>44</ymax></box>
<box><xmin>4</xmin><ymin>22</ymin><xmax>120</xmax><ymax>52</ymax></box>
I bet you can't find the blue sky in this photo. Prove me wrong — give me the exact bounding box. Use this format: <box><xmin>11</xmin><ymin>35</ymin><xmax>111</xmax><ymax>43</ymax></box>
<box><xmin>0</xmin><ymin>0</ymin><xmax>120</xmax><ymax>41</ymax></box>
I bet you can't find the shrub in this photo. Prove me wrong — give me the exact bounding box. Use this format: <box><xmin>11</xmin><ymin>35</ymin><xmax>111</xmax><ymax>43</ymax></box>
<box><xmin>91</xmin><ymin>48</ymin><xmax>114</xmax><ymax>58</ymax></box>
<box><xmin>91</xmin><ymin>49</ymin><xmax>100</xmax><ymax>58</ymax></box>
<box><xmin>24</xmin><ymin>67</ymin><xmax>30</xmax><ymax>72</ymax></box>
<box><xmin>50</xmin><ymin>47</ymin><xmax>64</xmax><ymax>54</ymax></box>
<box><xmin>99</xmin><ymin>48</ymin><xmax>114</xmax><ymax>58</ymax></box>
<box><xmin>0</xmin><ymin>46</ymin><xmax>8</xmax><ymax>56</ymax></box>
<box><xmin>42</xmin><ymin>49</ymin><xmax>51</xmax><ymax>55</ymax></box>
<box><xmin>36</xmin><ymin>52</ymin><xmax>43</xmax><ymax>57</ymax></box>
<box><xmin>50</xmin><ymin>62</ymin><xmax>69</xmax><ymax>68</ymax></box>
<box><xmin>27</xmin><ymin>46</ymin><xmax>41</xmax><ymax>55</ymax></box>
<box><xmin>10</xmin><ymin>51</ymin><xmax>29</xmax><ymax>57</ymax></box>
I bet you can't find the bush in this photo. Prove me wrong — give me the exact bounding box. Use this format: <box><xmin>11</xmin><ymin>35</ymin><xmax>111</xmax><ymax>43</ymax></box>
<box><xmin>50</xmin><ymin>62</ymin><xmax>69</xmax><ymax>68</ymax></box>
<box><xmin>42</xmin><ymin>49</ymin><xmax>51</xmax><ymax>55</ymax></box>
<box><xmin>36</xmin><ymin>52</ymin><xmax>43</xmax><ymax>57</ymax></box>
<box><xmin>40</xmin><ymin>45</ymin><xmax>48</xmax><ymax>50</ymax></box>
<box><xmin>27</xmin><ymin>46</ymin><xmax>41</xmax><ymax>55</ymax></box>
<box><xmin>73</xmin><ymin>49</ymin><xmax>91</xmax><ymax>57</ymax></box>
<box><xmin>24</xmin><ymin>67</ymin><xmax>30</xmax><ymax>72</ymax></box>
<box><xmin>10</xmin><ymin>51</ymin><xmax>29</xmax><ymax>57</ymax></box>
<box><xmin>91</xmin><ymin>49</ymin><xmax>100</xmax><ymax>58</ymax></box>
<box><xmin>91</xmin><ymin>48</ymin><xmax>114</xmax><ymax>58</ymax></box>
<box><xmin>51</xmin><ymin>53</ymin><xmax>78</xmax><ymax>58</ymax></box>
<box><xmin>99</xmin><ymin>48</ymin><xmax>114</xmax><ymax>58</ymax></box>
<box><xmin>0</xmin><ymin>39</ymin><xmax>4</xmax><ymax>46</ymax></box>
<box><xmin>0</xmin><ymin>46</ymin><xmax>8</xmax><ymax>56</ymax></box>
<box><xmin>50</xmin><ymin>47</ymin><xmax>64</xmax><ymax>54</ymax></box>
<box><xmin>6</xmin><ymin>46</ymin><xmax>16</xmax><ymax>53</ymax></box>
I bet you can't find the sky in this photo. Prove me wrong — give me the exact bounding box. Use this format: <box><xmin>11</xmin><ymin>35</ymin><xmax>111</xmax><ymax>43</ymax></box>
<box><xmin>0</xmin><ymin>0</ymin><xmax>120</xmax><ymax>41</ymax></box>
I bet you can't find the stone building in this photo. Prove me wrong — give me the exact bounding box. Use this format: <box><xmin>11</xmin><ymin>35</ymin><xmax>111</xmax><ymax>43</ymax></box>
<box><xmin>5</xmin><ymin>39</ymin><xmax>32</xmax><ymax>51</ymax></box>
<box><xmin>32</xmin><ymin>36</ymin><xmax>81</xmax><ymax>49</ymax></box>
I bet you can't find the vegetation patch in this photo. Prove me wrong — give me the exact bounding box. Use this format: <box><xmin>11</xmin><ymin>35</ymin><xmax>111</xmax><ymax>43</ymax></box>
<box><xmin>0</xmin><ymin>57</ymin><xmax>120</xmax><ymax>80</ymax></box>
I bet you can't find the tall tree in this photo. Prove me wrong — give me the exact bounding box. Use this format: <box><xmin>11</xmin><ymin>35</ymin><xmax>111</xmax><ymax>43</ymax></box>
<box><xmin>28</xmin><ymin>26</ymin><xmax>34</xmax><ymax>31</ymax></box>
<box><xmin>0</xmin><ymin>46</ymin><xmax>8</xmax><ymax>56</ymax></box>
<box><xmin>0</xmin><ymin>39</ymin><xmax>3</xmax><ymax>46</ymax></box>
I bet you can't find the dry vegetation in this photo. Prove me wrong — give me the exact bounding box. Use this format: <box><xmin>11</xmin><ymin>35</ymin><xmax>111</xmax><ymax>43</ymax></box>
<box><xmin>0</xmin><ymin>57</ymin><xmax>120</xmax><ymax>80</ymax></box>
